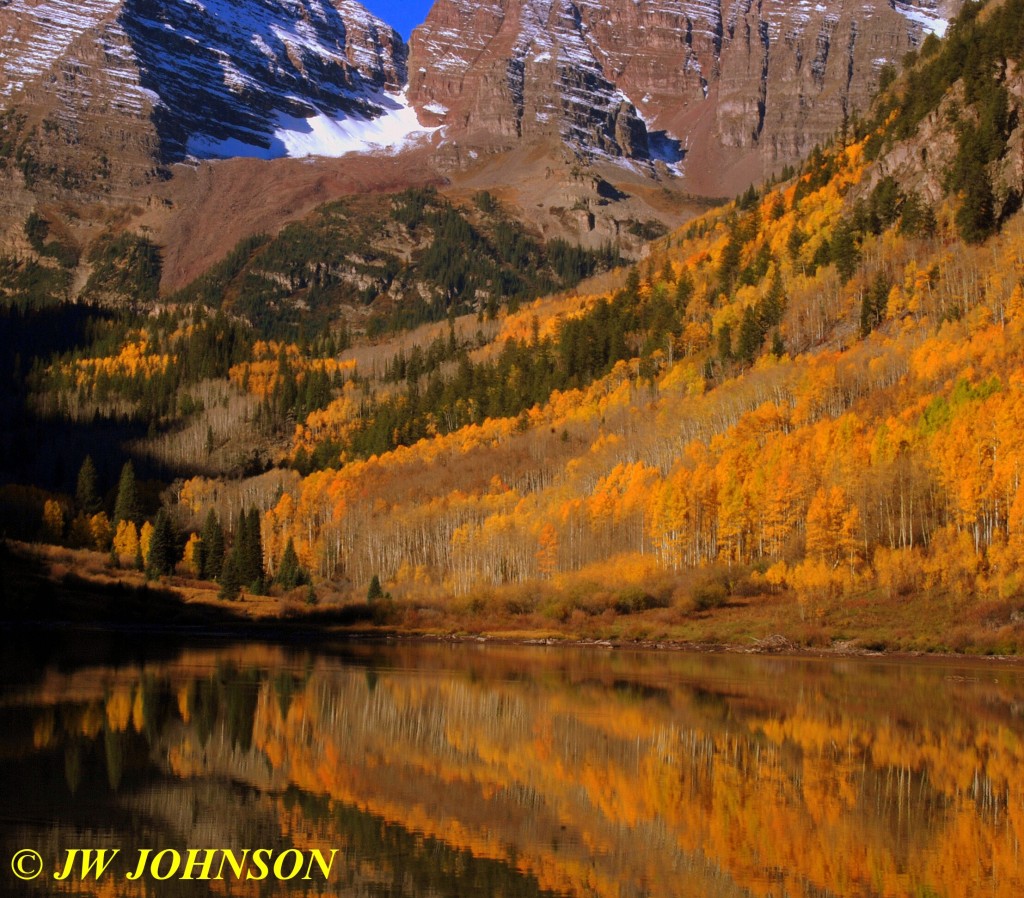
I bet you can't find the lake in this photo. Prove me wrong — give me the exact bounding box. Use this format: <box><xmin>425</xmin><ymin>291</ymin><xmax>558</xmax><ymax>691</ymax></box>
<box><xmin>2</xmin><ymin>639</ymin><xmax>1022</xmax><ymax>897</ymax></box>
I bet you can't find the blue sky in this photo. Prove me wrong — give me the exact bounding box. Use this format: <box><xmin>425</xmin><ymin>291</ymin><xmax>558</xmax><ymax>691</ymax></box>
<box><xmin>362</xmin><ymin>0</ymin><xmax>434</xmax><ymax>39</ymax></box>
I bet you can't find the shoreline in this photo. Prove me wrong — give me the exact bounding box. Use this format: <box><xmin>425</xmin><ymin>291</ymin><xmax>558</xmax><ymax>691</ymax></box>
<box><xmin>5</xmin><ymin>617</ymin><xmax>1024</xmax><ymax>669</ymax></box>
<box><xmin>5</xmin><ymin>540</ymin><xmax>1024</xmax><ymax>665</ymax></box>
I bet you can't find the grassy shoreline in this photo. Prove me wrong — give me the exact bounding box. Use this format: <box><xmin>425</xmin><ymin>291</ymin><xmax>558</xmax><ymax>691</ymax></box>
<box><xmin>4</xmin><ymin>540</ymin><xmax>1023</xmax><ymax>659</ymax></box>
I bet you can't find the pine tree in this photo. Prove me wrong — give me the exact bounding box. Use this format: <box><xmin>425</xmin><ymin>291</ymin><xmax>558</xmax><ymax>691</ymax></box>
<box><xmin>659</xmin><ymin>257</ymin><xmax>676</xmax><ymax>284</ymax></box>
<box><xmin>276</xmin><ymin>537</ymin><xmax>305</xmax><ymax>590</ymax></box>
<box><xmin>761</xmin><ymin>272</ymin><xmax>787</xmax><ymax>328</ymax></box>
<box><xmin>717</xmin><ymin>323</ymin><xmax>733</xmax><ymax>362</ymax></box>
<box><xmin>860</xmin><ymin>271</ymin><xmax>892</xmax><ymax>336</ymax></box>
<box><xmin>218</xmin><ymin>552</ymin><xmax>242</xmax><ymax>601</ymax></box>
<box><xmin>737</xmin><ymin>307</ymin><xmax>764</xmax><ymax>365</ymax></box>
<box><xmin>787</xmin><ymin>226</ymin><xmax>806</xmax><ymax>262</ymax></box>
<box><xmin>113</xmin><ymin>460</ymin><xmax>140</xmax><ymax>525</ymax></box>
<box><xmin>367</xmin><ymin>574</ymin><xmax>384</xmax><ymax>602</ymax></box>
<box><xmin>75</xmin><ymin>456</ymin><xmax>101</xmax><ymax>516</ymax></box>
<box><xmin>898</xmin><ymin>192</ymin><xmax>937</xmax><ymax>238</ymax></box>
<box><xmin>955</xmin><ymin>167</ymin><xmax>997</xmax><ymax>245</ymax></box>
<box><xmin>146</xmin><ymin>509</ymin><xmax>175</xmax><ymax>578</ymax></box>
<box><xmin>831</xmin><ymin>220</ymin><xmax>860</xmax><ymax>284</ymax></box>
<box><xmin>623</xmin><ymin>267</ymin><xmax>641</xmax><ymax>300</ymax></box>
<box><xmin>675</xmin><ymin>270</ymin><xmax>694</xmax><ymax>312</ymax></box>
<box><xmin>245</xmin><ymin>507</ymin><xmax>265</xmax><ymax>594</ymax></box>
<box><xmin>199</xmin><ymin>509</ymin><xmax>224</xmax><ymax>580</ymax></box>
<box><xmin>771</xmin><ymin>330</ymin><xmax>786</xmax><ymax>358</ymax></box>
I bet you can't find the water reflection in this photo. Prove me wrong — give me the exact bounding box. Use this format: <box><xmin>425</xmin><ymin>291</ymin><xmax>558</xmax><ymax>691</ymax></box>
<box><xmin>2</xmin><ymin>642</ymin><xmax>1023</xmax><ymax>897</ymax></box>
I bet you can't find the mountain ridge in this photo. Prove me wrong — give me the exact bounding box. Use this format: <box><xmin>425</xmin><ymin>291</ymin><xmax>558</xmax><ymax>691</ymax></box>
<box><xmin>0</xmin><ymin>0</ymin><xmax>964</xmax><ymax>301</ymax></box>
<box><xmin>0</xmin><ymin>0</ymin><xmax>959</xmax><ymax>183</ymax></box>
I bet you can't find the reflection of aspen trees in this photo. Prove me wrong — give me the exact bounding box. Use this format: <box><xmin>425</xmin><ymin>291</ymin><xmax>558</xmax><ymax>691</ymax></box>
<box><xmin>21</xmin><ymin>645</ymin><xmax>1024</xmax><ymax>898</ymax></box>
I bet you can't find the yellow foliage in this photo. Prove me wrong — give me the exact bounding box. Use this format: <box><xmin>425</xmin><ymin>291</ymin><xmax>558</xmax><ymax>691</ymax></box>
<box><xmin>182</xmin><ymin>533</ymin><xmax>202</xmax><ymax>576</ymax></box>
<box><xmin>89</xmin><ymin>513</ymin><xmax>114</xmax><ymax>552</ymax></box>
<box><xmin>139</xmin><ymin>521</ymin><xmax>154</xmax><ymax>566</ymax></box>
<box><xmin>873</xmin><ymin>546</ymin><xmax>925</xmax><ymax>599</ymax></box>
<box><xmin>113</xmin><ymin>520</ymin><xmax>139</xmax><ymax>563</ymax></box>
<box><xmin>105</xmin><ymin>686</ymin><xmax>132</xmax><ymax>732</ymax></box>
<box><xmin>42</xmin><ymin>499</ymin><xmax>64</xmax><ymax>543</ymax></box>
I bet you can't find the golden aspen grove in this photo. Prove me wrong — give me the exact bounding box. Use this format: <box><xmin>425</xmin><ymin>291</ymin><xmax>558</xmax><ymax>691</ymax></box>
<box><xmin>4</xmin><ymin>0</ymin><xmax>1024</xmax><ymax>653</ymax></box>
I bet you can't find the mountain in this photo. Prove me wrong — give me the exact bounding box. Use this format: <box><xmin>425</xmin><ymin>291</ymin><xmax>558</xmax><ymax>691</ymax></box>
<box><xmin>0</xmin><ymin>0</ymin><xmax>416</xmax><ymax>190</ymax></box>
<box><xmin>0</xmin><ymin>0</ymin><xmax>958</xmax><ymax>206</ymax></box>
<box><xmin>0</xmin><ymin>0</ymin><xmax>440</xmax><ymax>287</ymax></box>
<box><xmin>407</xmin><ymin>0</ymin><xmax>958</xmax><ymax>194</ymax></box>
<box><xmin>0</xmin><ymin>0</ymin><xmax>966</xmax><ymax>305</ymax></box>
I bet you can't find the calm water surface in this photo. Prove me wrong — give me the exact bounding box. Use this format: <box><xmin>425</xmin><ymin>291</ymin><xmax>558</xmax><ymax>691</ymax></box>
<box><xmin>2</xmin><ymin>640</ymin><xmax>1023</xmax><ymax>897</ymax></box>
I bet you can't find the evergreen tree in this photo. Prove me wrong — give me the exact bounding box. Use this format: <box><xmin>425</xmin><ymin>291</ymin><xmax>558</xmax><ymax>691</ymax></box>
<box><xmin>367</xmin><ymin>574</ymin><xmax>384</xmax><ymax>602</ymax></box>
<box><xmin>112</xmin><ymin>460</ymin><xmax>140</xmax><ymax>525</ymax></box>
<box><xmin>146</xmin><ymin>509</ymin><xmax>175</xmax><ymax>578</ymax></box>
<box><xmin>771</xmin><ymin>330</ymin><xmax>786</xmax><ymax>358</ymax></box>
<box><xmin>787</xmin><ymin>227</ymin><xmax>806</xmax><ymax>262</ymax></box>
<box><xmin>831</xmin><ymin>220</ymin><xmax>860</xmax><ymax>284</ymax></box>
<box><xmin>623</xmin><ymin>267</ymin><xmax>641</xmax><ymax>300</ymax></box>
<box><xmin>75</xmin><ymin>456</ymin><xmax>101</xmax><ymax>516</ymax></box>
<box><xmin>717</xmin><ymin>232</ymin><xmax>743</xmax><ymax>294</ymax></box>
<box><xmin>218</xmin><ymin>552</ymin><xmax>242</xmax><ymax>601</ymax></box>
<box><xmin>955</xmin><ymin>167</ymin><xmax>997</xmax><ymax>245</ymax></box>
<box><xmin>717</xmin><ymin>323</ymin><xmax>733</xmax><ymax>362</ymax></box>
<box><xmin>737</xmin><ymin>307</ymin><xmax>764</xmax><ymax>365</ymax></box>
<box><xmin>761</xmin><ymin>272</ymin><xmax>787</xmax><ymax>328</ymax></box>
<box><xmin>245</xmin><ymin>507</ymin><xmax>265</xmax><ymax>593</ymax></box>
<box><xmin>659</xmin><ymin>257</ymin><xmax>676</xmax><ymax>284</ymax></box>
<box><xmin>276</xmin><ymin>537</ymin><xmax>306</xmax><ymax>590</ymax></box>
<box><xmin>898</xmin><ymin>192</ymin><xmax>937</xmax><ymax>238</ymax></box>
<box><xmin>860</xmin><ymin>271</ymin><xmax>892</xmax><ymax>336</ymax></box>
<box><xmin>675</xmin><ymin>270</ymin><xmax>694</xmax><ymax>312</ymax></box>
<box><xmin>199</xmin><ymin>509</ymin><xmax>224</xmax><ymax>580</ymax></box>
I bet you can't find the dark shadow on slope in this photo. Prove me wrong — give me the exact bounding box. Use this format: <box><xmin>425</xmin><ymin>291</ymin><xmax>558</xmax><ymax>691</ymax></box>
<box><xmin>119</xmin><ymin>0</ymin><xmax>408</xmax><ymax>162</ymax></box>
<box><xmin>648</xmin><ymin>130</ymin><xmax>685</xmax><ymax>166</ymax></box>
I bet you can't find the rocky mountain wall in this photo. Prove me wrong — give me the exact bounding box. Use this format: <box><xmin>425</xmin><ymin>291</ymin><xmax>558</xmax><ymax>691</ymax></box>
<box><xmin>408</xmin><ymin>0</ymin><xmax>960</xmax><ymax>193</ymax></box>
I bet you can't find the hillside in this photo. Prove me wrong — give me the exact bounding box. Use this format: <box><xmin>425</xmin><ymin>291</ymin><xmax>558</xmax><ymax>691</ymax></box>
<box><xmin>4</xmin><ymin>0</ymin><xmax>1024</xmax><ymax>652</ymax></box>
<box><xmin>166</xmin><ymin>187</ymin><xmax>623</xmax><ymax>337</ymax></box>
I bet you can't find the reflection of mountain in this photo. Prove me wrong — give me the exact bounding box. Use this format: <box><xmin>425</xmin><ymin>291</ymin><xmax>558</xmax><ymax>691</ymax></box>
<box><xmin>5</xmin><ymin>644</ymin><xmax>1024</xmax><ymax>898</ymax></box>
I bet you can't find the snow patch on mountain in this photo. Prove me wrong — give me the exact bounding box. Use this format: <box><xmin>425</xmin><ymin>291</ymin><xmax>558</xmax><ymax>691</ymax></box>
<box><xmin>186</xmin><ymin>88</ymin><xmax>439</xmax><ymax>160</ymax></box>
<box><xmin>892</xmin><ymin>0</ymin><xmax>948</xmax><ymax>38</ymax></box>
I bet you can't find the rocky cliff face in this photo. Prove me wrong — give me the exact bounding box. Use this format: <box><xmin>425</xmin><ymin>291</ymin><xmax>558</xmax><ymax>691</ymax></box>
<box><xmin>0</xmin><ymin>0</ymin><xmax>961</xmax><ymax>199</ymax></box>
<box><xmin>0</xmin><ymin>0</ymin><xmax>413</xmax><ymax>201</ymax></box>
<box><xmin>408</xmin><ymin>0</ymin><xmax>959</xmax><ymax>194</ymax></box>
<box><xmin>407</xmin><ymin>0</ymin><xmax>652</xmax><ymax>161</ymax></box>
